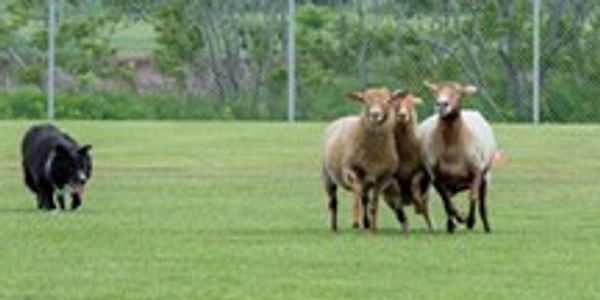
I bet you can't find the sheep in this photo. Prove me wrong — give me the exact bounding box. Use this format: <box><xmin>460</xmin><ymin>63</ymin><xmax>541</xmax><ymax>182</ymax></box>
<box><xmin>382</xmin><ymin>92</ymin><xmax>434</xmax><ymax>233</ymax></box>
<box><xmin>321</xmin><ymin>87</ymin><xmax>407</xmax><ymax>232</ymax></box>
<box><xmin>419</xmin><ymin>81</ymin><xmax>497</xmax><ymax>233</ymax></box>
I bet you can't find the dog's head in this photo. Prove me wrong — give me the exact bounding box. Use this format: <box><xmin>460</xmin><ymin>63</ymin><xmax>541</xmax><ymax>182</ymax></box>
<box><xmin>50</xmin><ymin>144</ymin><xmax>93</xmax><ymax>196</ymax></box>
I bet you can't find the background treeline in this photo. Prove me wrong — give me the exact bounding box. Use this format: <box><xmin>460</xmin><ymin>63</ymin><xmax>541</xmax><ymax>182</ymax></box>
<box><xmin>0</xmin><ymin>0</ymin><xmax>598</xmax><ymax>122</ymax></box>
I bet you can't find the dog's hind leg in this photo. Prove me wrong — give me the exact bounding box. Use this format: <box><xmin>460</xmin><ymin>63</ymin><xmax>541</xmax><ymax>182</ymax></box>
<box><xmin>24</xmin><ymin>167</ymin><xmax>43</xmax><ymax>209</ymax></box>
<box><xmin>38</xmin><ymin>183</ymin><xmax>56</xmax><ymax>211</ymax></box>
<box><xmin>23</xmin><ymin>167</ymin><xmax>38</xmax><ymax>193</ymax></box>
<box><xmin>35</xmin><ymin>194</ymin><xmax>44</xmax><ymax>209</ymax></box>
<box><xmin>40</xmin><ymin>190</ymin><xmax>56</xmax><ymax>210</ymax></box>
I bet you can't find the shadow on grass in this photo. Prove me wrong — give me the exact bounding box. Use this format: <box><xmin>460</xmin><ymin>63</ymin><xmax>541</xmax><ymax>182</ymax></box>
<box><xmin>214</xmin><ymin>225</ymin><xmax>499</xmax><ymax>240</ymax></box>
<box><xmin>0</xmin><ymin>206</ymin><xmax>39</xmax><ymax>214</ymax></box>
<box><xmin>0</xmin><ymin>205</ymin><xmax>91</xmax><ymax>215</ymax></box>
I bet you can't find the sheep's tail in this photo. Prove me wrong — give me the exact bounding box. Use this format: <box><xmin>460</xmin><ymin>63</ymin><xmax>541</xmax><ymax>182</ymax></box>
<box><xmin>492</xmin><ymin>149</ymin><xmax>505</xmax><ymax>165</ymax></box>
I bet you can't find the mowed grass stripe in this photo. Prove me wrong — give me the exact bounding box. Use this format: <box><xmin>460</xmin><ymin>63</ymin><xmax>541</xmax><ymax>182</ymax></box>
<box><xmin>0</xmin><ymin>121</ymin><xmax>598</xmax><ymax>300</ymax></box>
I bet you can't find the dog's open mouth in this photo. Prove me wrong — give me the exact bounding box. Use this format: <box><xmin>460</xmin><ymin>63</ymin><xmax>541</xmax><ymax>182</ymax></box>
<box><xmin>69</xmin><ymin>184</ymin><xmax>85</xmax><ymax>196</ymax></box>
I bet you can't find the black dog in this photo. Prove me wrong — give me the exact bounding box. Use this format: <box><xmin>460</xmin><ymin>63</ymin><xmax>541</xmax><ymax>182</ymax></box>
<box><xmin>21</xmin><ymin>124</ymin><xmax>93</xmax><ymax>211</ymax></box>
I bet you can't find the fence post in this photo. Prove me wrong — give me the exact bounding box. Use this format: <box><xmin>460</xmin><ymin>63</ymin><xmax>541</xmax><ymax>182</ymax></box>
<box><xmin>287</xmin><ymin>0</ymin><xmax>296</xmax><ymax>122</ymax></box>
<box><xmin>47</xmin><ymin>0</ymin><xmax>56</xmax><ymax>121</ymax></box>
<box><xmin>532</xmin><ymin>0</ymin><xmax>541</xmax><ymax>123</ymax></box>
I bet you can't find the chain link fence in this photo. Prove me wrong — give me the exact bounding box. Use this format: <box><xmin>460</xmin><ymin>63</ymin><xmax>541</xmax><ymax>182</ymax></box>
<box><xmin>0</xmin><ymin>0</ymin><xmax>598</xmax><ymax>122</ymax></box>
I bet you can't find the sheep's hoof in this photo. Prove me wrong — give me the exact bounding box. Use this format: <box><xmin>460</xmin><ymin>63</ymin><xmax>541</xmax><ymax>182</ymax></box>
<box><xmin>446</xmin><ymin>219</ymin><xmax>456</xmax><ymax>234</ymax></box>
<box><xmin>362</xmin><ymin>218</ymin><xmax>371</xmax><ymax>229</ymax></box>
<box><xmin>351</xmin><ymin>222</ymin><xmax>360</xmax><ymax>229</ymax></box>
<box><xmin>331</xmin><ymin>224</ymin><xmax>338</xmax><ymax>232</ymax></box>
<box><xmin>400</xmin><ymin>223</ymin><xmax>410</xmax><ymax>234</ymax></box>
<box><xmin>466</xmin><ymin>217</ymin><xmax>476</xmax><ymax>230</ymax></box>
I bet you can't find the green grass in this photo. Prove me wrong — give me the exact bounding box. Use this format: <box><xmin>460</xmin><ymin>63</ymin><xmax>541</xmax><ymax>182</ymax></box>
<box><xmin>0</xmin><ymin>121</ymin><xmax>599</xmax><ymax>299</ymax></box>
<box><xmin>110</xmin><ymin>22</ymin><xmax>157</xmax><ymax>52</ymax></box>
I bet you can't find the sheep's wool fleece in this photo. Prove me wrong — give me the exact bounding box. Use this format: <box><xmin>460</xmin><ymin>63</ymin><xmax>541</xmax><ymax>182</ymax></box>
<box><xmin>418</xmin><ymin>110</ymin><xmax>497</xmax><ymax>172</ymax></box>
<box><xmin>321</xmin><ymin>116</ymin><xmax>358</xmax><ymax>186</ymax></box>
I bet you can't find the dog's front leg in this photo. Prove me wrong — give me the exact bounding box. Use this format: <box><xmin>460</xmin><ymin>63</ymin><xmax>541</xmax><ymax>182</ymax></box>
<box><xmin>71</xmin><ymin>193</ymin><xmax>81</xmax><ymax>210</ymax></box>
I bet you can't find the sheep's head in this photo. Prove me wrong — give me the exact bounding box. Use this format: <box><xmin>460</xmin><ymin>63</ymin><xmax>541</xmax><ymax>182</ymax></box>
<box><xmin>424</xmin><ymin>81</ymin><xmax>478</xmax><ymax>119</ymax></box>
<box><xmin>393</xmin><ymin>91</ymin><xmax>422</xmax><ymax>124</ymax></box>
<box><xmin>347</xmin><ymin>87</ymin><xmax>405</xmax><ymax>129</ymax></box>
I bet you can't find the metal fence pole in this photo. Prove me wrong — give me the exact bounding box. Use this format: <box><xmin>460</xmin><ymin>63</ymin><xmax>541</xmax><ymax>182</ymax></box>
<box><xmin>47</xmin><ymin>0</ymin><xmax>56</xmax><ymax>121</ymax></box>
<box><xmin>287</xmin><ymin>0</ymin><xmax>296</xmax><ymax>122</ymax></box>
<box><xmin>532</xmin><ymin>0</ymin><xmax>541</xmax><ymax>123</ymax></box>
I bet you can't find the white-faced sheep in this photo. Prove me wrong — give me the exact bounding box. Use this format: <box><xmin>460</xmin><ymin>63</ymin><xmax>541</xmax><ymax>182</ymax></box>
<box><xmin>382</xmin><ymin>92</ymin><xmax>434</xmax><ymax>233</ymax></box>
<box><xmin>419</xmin><ymin>81</ymin><xmax>497</xmax><ymax>233</ymax></box>
<box><xmin>321</xmin><ymin>87</ymin><xmax>407</xmax><ymax>232</ymax></box>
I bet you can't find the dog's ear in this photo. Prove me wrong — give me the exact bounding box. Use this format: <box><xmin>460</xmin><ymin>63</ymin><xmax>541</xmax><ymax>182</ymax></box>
<box><xmin>78</xmin><ymin>144</ymin><xmax>92</xmax><ymax>155</ymax></box>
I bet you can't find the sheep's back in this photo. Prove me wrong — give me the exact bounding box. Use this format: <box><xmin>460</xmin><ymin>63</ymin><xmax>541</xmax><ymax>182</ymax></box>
<box><xmin>462</xmin><ymin>111</ymin><xmax>497</xmax><ymax>169</ymax></box>
<box><xmin>419</xmin><ymin>110</ymin><xmax>497</xmax><ymax>171</ymax></box>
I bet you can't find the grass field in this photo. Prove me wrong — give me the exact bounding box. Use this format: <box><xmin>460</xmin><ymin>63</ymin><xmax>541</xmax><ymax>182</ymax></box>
<box><xmin>0</xmin><ymin>121</ymin><xmax>599</xmax><ymax>299</ymax></box>
<box><xmin>110</xmin><ymin>22</ymin><xmax>157</xmax><ymax>52</ymax></box>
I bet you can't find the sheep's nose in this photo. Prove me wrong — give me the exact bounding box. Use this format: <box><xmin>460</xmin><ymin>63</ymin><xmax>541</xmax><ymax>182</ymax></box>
<box><xmin>436</xmin><ymin>102</ymin><xmax>449</xmax><ymax>114</ymax></box>
<box><xmin>369</xmin><ymin>110</ymin><xmax>383</xmax><ymax>122</ymax></box>
<box><xmin>398</xmin><ymin>112</ymin><xmax>409</xmax><ymax>122</ymax></box>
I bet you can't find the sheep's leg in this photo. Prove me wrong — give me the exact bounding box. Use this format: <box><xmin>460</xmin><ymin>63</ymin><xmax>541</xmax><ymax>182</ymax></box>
<box><xmin>324</xmin><ymin>177</ymin><xmax>338</xmax><ymax>231</ymax></box>
<box><xmin>479</xmin><ymin>178</ymin><xmax>491</xmax><ymax>233</ymax></box>
<box><xmin>433</xmin><ymin>181</ymin><xmax>457</xmax><ymax>233</ymax></box>
<box><xmin>407</xmin><ymin>174</ymin><xmax>429</xmax><ymax>232</ymax></box>
<box><xmin>466</xmin><ymin>173</ymin><xmax>482</xmax><ymax>230</ymax></box>
<box><xmin>414</xmin><ymin>195</ymin><xmax>433</xmax><ymax>233</ymax></box>
<box><xmin>369</xmin><ymin>178</ymin><xmax>395</xmax><ymax>233</ymax></box>
<box><xmin>419</xmin><ymin>201</ymin><xmax>433</xmax><ymax>232</ymax></box>
<box><xmin>361</xmin><ymin>192</ymin><xmax>370</xmax><ymax>229</ymax></box>
<box><xmin>384</xmin><ymin>182</ymin><xmax>409</xmax><ymax>233</ymax></box>
<box><xmin>394</xmin><ymin>203</ymin><xmax>409</xmax><ymax>234</ymax></box>
<box><xmin>382</xmin><ymin>179</ymin><xmax>398</xmax><ymax>210</ymax></box>
<box><xmin>383</xmin><ymin>190</ymin><xmax>396</xmax><ymax>212</ymax></box>
<box><xmin>434</xmin><ymin>182</ymin><xmax>465</xmax><ymax>223</ymax></box>
<box><xmin>448</xmin><ymin>198</ymin><xmax>465</xmax><ymax>224</ymax></box>
<box><xmin>369</xmin><ymin>187</ymin><xmax>380</xmax><ymax>233</ymax></box>
<box><xmin>383</xmin><ymin>183</ymin><xmax>400</xmax><ymax>213</ymax></box>
<box><xmin>346</xmin><ymin>170</ymin><xmax>364</xmax><ymax>229</ymax></box>
<box><xmin>353</xmin><ymin>196</ymin><xmax>362</xmax><ymax>229</ymax></box>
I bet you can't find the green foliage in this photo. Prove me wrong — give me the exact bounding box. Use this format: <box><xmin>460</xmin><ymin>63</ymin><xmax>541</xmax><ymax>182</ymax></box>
<box><xmin>152</xmin><ymin>0</ymin><xmax>204</xmax><ymax>80</ymax></box>
<box><xmin>1</xmin><ymin>1</ymin><xmax>600</xmax><ymax>122</ymax></box>
<box><xmin>0</xmin><ymin>88</ymin><xmax>218</xmax><ymax>120</ymax></box>
<box><xmin>2</xmin><ymin>0</ymin><xmax>126</xmax><ymax>87</ymax></box>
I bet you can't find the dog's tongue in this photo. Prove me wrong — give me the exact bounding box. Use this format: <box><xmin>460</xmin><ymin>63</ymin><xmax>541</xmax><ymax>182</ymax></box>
<box><xmin>71</xmin><ymin>184</ymin><xmax>85</xmax><ymax>196</ymax></box>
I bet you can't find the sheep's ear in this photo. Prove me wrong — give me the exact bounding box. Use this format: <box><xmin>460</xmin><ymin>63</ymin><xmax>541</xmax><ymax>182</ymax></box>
<box><xmin>462</xmin><ymin>85</ymin><xmax>478</xmax><ymax>95</ymax></box>
<box><xmin>423</xmin><ymin>81</ymin><xmax>438</xmax><ymax>92</ymax></box>
<box><xmin>400</xmin><ymin>95</ymin><xmax>422</xmax><ymax>107</ymax></box>
<box><xmin>410</xmin><ymin>96</ymin><xmax>423</xmax><ymax>106</ymax></box>
<box><xmin>346</xmin><ymin>91</ymin><xmax>364</xmax><ymax>102</ymax></box>
<box><xmin>391</xmin><ymin>89</ymin><xmax>409</xmax><ymax>103</ymax></box>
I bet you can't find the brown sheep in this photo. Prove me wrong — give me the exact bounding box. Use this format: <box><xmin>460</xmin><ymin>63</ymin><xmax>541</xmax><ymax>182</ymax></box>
<box><xmin>383</xmin><ymin>92</ymin><xmax>434</xmax><ymax>233</ymax></box>
<box><xmin>321</xmin><ymin>88</ymin><xmax>407</xmax><ymax>232</ymax></box>
<box><xmin>419</xmin><ymin>81</ymin><xmax>498</xmax><ymax>233</ymax></box>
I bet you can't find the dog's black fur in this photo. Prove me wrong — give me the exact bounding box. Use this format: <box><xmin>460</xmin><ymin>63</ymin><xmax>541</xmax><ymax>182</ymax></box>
<box><xmin>21</xmin><ymin>124</ymin><xmax>93</xmax><ymax>211</ymax></box>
